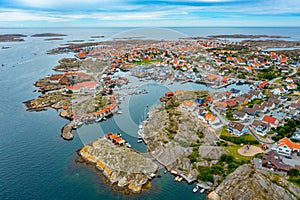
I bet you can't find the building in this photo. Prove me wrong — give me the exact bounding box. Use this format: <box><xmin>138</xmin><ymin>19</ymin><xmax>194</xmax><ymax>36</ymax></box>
<box><xmin>233</xmin><ymin>110</ymin><xmax>248</xmax><ymax>121</ymax></box>
<box><xmin>182</xmin><ymin>100</ymin><xmax>196</xmax><ymax>111</ymax></box>
<box><xmin>271</xmin><ymin>87</ymin><xmax>287</xmax><ymax>95</ymax></box>
<box><xmin>262</xmin><ymin>150</ymin><xmax>290</xmax><ymax>172</ymax></box>
<box><xmin>252</xmin><ymin>120</ymin><xmax>269</xmax><ymax>136</ymax></box>
<box><xmin>50</xmin><ymin>74</ymin><xmax>64</xmax><ymax>84</ymax></box>
<box><xmin>66</xmin><ymin>81</ymin><xmax>100</xmax><ymax>93</ymax></box>
<box><xmin>272</xmin><ymin>137</ymin><xmax>300</xmax><ymax>155</ymax></box>
<box><xmin>262</xmin><ymin>115</ymin><xmax>278</xmax><ymax>127</ymax></box>
<box><xmin>228</xmin><ymin>121</ymin><xmax>248</xmax><ymax>136</ymax></box>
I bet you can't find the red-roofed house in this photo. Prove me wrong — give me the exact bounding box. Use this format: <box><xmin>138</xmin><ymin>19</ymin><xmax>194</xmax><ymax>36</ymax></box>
<box><xmin>182</xmin><ymin>100</ymin><xmax>196</xmax><ymax>111</ymax></box>
<box><xmin>66</xmin><ymin>81</ymin><xmax>100</xmax><ymax>93</ymax></box>
<box><xmin>259</xmin><ymin>81</ymin><xmax>269</xmax><ymax>89</ymax></box>
<box><xmin>262</xmin><ymin>115</ymin><xmax>278</xmax><ymax>127</ymax></box>
<box><xmin>287</xmin><ymin>83</ymin><xmax>297</xmax><ymax>90</ymax></box>
<box><xmin>50</xmin><ymin>74</ymin><xmax>64</xmax><ymax>84</ymax></box>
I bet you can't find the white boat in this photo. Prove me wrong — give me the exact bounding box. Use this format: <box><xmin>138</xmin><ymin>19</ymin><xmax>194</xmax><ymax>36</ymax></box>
<box><xmin>117</xmin><ymin>111</ymin><xmax>123</xmax><ymax>114</ymax></box>
<box><xmin>193</xmin><ymin>185</ymin><xmax>199</xmax><ymax>193</ymax></box>
<box><xmin>74</xmin><ymin>121</ymin><xmax>84</xmax><ymax>129</ymax></box>
<box><xmin>137</xmin><ymin>138</ymin><xmax>143</xmax><ymax>143</ymax></box>
<box><xmin>95</xmin><ymin>117</ymin><xmax>102</xmax><ymax>122</ymax></box>
<box><xmin>125</xmin><ymin>142</ymin><xmax>131</xmax><ymax>148</ymax></box>
<box><xmin>174</xmin><ymin>176</ymin><xmax>179</xmax><ymax>181</ymax></box>
<box><xmin>117</xmin><ymin>133</ymin><xmax>122</xmax><ymax>137</ymax></box>
<box><xmin>150</xmin><ymin>173</ymin><xmax>156</xmax><ymax>178</ymax></box>
<box><xmin>200</xmin><ymin>188</ymin><xmax>205</xmax><ymax>193</ymax></box>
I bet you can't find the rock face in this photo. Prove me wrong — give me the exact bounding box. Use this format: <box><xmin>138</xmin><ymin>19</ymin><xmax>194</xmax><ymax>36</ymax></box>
<box><xmin>61</xmin><ymin>121</ymin><xmax>74</xmax><ymax>140</ymax></box>
<box><xmin>143</xmin><ymin>92</ymin><xmax>222</xmax><ymax>181</ymax></box>
<box><xmin>79</xmin><ymin>138</ymin><xmax>158</xmax><ymax>193</ymax></box>
<box><xmin>198</xmin><ymin>146</ymin><xmax>228</xmax><ymax>160</ymax></box>
<box><xmin>208</xmin><ymin>164</ymin><xmax>300</xmax><ymax>200</ymax></box>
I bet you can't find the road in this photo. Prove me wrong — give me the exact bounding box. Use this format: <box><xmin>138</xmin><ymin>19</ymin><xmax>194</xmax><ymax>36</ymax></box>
<box><xmin>210</xmin><ymin>105</ymin><xmax>229</xmax><ymax>125</ymax></box>
<box><xmin>269</xmin><ymin>67</ymin><xmax>297</xmax><ymax>85</ymax></box>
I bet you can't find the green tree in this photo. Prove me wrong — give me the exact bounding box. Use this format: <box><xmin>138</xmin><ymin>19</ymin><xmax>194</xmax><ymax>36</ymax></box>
<box><xmin>288</xmin><ymin>168</ymin><xmax>300</xmax><ymax>177</ymax></box>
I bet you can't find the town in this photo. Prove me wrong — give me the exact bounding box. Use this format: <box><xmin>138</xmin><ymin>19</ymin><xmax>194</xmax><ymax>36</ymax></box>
<box><xmin>25</xmin><ymin>37</ymin><xmax>300</xmax><ymax>197</ymax></box>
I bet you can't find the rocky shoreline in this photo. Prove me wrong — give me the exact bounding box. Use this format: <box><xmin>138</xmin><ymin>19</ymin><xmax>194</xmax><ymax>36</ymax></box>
<box><xmin>207</xmin><ymin>164</ymin><xmax>300</xmax><ymax>200</ymax></box>
<box><xmin>209</xmin><ymin>34</ymin><xmax>289</xmax><ymax>39</ymax></box>
<box><xmin>242</xmin><ymin>39</ymin><xmax>300</xmax><ymax>49</ymax></box>
<box><xmin>79</xmin><ymin>138</ymin><xmax>158</xmax><ymax>193</ymax></box>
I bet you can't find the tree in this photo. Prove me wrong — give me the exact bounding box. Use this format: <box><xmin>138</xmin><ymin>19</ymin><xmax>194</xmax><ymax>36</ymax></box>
<box><xmin>288</xmin><ymin>168</ymin><xmax>300</xmax><ymax>177</ymax></box>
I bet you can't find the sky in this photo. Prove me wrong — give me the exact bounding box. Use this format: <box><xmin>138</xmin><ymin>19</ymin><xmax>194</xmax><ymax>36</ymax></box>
<box><xmin>0</xmin><ymin>0</ymin><xmax>299</xmax><ymax>27</ymax></box>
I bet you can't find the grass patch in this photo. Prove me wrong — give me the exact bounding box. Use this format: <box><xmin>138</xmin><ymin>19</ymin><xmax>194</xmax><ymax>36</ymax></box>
<box><xmin>133</xmin><ymin>60</ymin><xmax>160</xmax><ymax>65</ymax></box>
<box><xmin>220</xmin><ymin>128</ymin><xmax>259</xmax><ymax>145</ymax></box>
<box><xmin>223</xmin><ymin>145</ymin><xmax>252</xmax><ymax>163</ymax></box>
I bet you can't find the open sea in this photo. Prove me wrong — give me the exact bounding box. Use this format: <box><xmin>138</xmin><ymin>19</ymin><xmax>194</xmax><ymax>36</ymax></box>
<box><xmin>0</xmin><ymin>27</ymin><xmax>299</xmax><ymax>200</ymax></box>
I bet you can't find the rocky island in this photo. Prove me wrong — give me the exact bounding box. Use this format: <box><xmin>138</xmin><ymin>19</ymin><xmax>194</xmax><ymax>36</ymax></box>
<box><xmin>79</xmin><ymin>137</ymin><xmax>158</xmax><ymax>193</ymax></box>
<box><xmin>0</xmin><ymin>34</ymin><xmax>27</xmax><ymax>42</ymax></box>
<box><xmin>209</xmin><ymin>34</ymin><xmax>289</xmax><ymax>39</ymax></box>
<box><xmin>31</xmin><ymin>33</ymin><xmax>67</xmax><ymax>37</ymax></box>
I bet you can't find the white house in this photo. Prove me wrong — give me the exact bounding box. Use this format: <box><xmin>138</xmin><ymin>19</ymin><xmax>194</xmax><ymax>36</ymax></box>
<box><xmin>287</xmin><ymin>83</ymin><xmax>297</xmax><ymax>90</ymax></box>
<box><xmin>272</xmin><ymin>137</ymin><xmax>300</xmax><ymax>155</ymax></box>
<box><xmin>252</xmin><ymin>119</ymin><xmax>269</xmax><ymax>136</ymax></box>
<box><xmin>271</xmin><ymin>87</ymin><xmax>287</xmax><ymax>95</ymax></box>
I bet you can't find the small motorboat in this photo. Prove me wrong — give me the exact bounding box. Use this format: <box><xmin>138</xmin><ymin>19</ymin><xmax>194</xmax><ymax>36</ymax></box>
<box><xmin>193</xmin><ymin>185</ymin><xmax>199</xmax><ymax>193</ymax></box>
<box><xmin>117</xmin><ymin>133</ymin><xmax>122</xmax><ymax>137</ymax></box>
<box><xmin>200</xmin><ymin>188</ymin><xmax>205</xmax><ymax>193</ymax></box>
<box><xmin>95</xmin><ymin>117</ymin><xmax>102</xmax><ymax>122</ymax></box>
<box><xmin>177</xmin><ymin>177</ymin><xmax>183</xmax><ymax>182</ymax></box>
<box><xmin>174</xmin><ymin>176</ymin><xmax>179</xmax><ymax>181</ymax></box>
<box><xmin>137</xmin><ymin>137</ymin><xmax>143</xmax><ymax>143</ymax></box>
<box><xmin>125</xmin><ymin>142</ymin><xmax>131</xmax><ymax>148</ymax></box>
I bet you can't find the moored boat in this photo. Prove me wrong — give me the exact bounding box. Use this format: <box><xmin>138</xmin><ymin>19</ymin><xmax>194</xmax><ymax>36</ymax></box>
<box><xmin>193</xmin><ymin>185</ymin><xmax>199</xmax><ymax>193</ymax></box>
<box><xmin>125</xmin><ymin>142</ymin><xmax>131</xmax><ymax>148</ymax></box>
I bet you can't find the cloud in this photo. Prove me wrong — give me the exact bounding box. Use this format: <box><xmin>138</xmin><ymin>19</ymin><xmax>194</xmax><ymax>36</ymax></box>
<box><xmin>1</xmin><ymin>0</ymin><xmax>300</xmax><ymax>26</ymax></box>
<box><xmin>13</xmin><ymin>0</ymin><xmax>126</xmax><ymax>9</ymax></box>
<box><xmin>0</xmin><ymin>9</ymin><xmax>66</xmax><ymax>22</ymax></box>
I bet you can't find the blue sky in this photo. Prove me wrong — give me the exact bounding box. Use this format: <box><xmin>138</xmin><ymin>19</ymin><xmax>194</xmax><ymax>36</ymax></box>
<box><xmin>0</xmin><ymin>0</ymin><xmax>299</xmax><ymax>27</ymax></box>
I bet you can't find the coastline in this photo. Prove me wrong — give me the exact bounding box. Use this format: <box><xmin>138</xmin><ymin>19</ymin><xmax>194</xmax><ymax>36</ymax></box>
<box><xmin>17</xmin><ymin>27</ymin><xmax>300</xmax><ymax>198</ymax></box>
<box><xmin>79</xmin><ymin>137</ymin><xmax>158</xmax><ymax>193</ymax></box>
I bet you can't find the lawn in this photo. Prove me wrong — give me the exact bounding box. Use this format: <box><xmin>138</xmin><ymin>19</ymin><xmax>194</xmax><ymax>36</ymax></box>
<box><xmin>223</xmin><ymin>145</ymin><xmax>253</xmax><ymax>163</ymax></box>
<box><xmin>133</xmin><ymin>60</ymin><xmax>160</xmax><ymax>65</ymax></box>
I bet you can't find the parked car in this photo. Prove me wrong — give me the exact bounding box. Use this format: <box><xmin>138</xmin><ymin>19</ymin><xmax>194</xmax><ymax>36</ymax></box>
<box><xmin>285</xmin><ymin>155</ymin><xmax>292</xmax><ymax>159</ymax></box>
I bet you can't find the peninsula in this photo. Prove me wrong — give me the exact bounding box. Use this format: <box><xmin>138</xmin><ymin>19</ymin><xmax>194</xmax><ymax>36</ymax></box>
<box><xmin>79</xmin><ymin>136</ymin><xmax>158</xmax><ymax>193</ymax></box>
